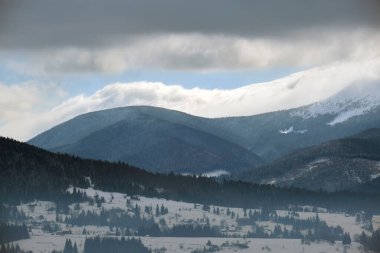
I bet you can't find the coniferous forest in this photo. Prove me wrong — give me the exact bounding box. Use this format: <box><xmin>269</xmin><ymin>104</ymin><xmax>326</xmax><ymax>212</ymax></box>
<box><xmin>1</xmin><ymin>137</ymin><xmax>380</xmax><ymax>252</ymax></box>
<box><xmin>1</xmin><ymin>137</ymin><xmax>379</xmax><ymax>212</ymax></box>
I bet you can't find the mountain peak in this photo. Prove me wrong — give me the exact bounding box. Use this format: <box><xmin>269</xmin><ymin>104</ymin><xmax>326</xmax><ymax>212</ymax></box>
<box><xmin>290</xmin><ymin>82</ymin><xmax>380</xmax><ymax>125</ymax></box>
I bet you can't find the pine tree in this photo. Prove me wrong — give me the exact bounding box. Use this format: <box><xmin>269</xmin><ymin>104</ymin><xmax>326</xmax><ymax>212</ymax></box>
<box><xmin>73</xmin><ymin>242</ymin><xmax>78</xmax><ymax>253</ymax></box>
<box><xmin>155</xmin><ymin>204</ymin><xmax>160</xmax><ymax>217</ymax></box>
<box><xmin>359</xmin><ymin>231</ymin><xmax>367</xmax><ymax>246</ymax></box>
<box><xmin>63</xmin><ymin>239</ymin><xmax>73</xmax><ymax>253</ymax></box>
<box><xmin>342</xmin><ymin>232</ymin><xmax>351</xmax><ymax>245</ymax></box>
<box><xmin>160</xmin><ymin>204</ymin><xmax>165</xmax><ymax>215</ymax></box>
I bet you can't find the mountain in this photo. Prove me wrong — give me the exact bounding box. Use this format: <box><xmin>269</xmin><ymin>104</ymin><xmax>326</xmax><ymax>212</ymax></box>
<box><xmin>29</xmin><ymin>83</ymin><xmax>380</xmax><ymax>174</ymax></box>
<box><xmin>28</xmin><ymin>106</ymin><xmax>262</xmax><ymax>173</ymax></box>
<box><xmin>2</xmin><ymin>136</ymin><xmax>380</xmax><ymax>212</ymax></box>
<box><xmin>238</xmin><ymin>128</ymin><xmax>380</xmax><ymax>191</ymax></box>
<box><xmin>352</xmin><ymin>176</ymin><xmax>380</xmax><ymax>193</ymax></box>
<box><xmin>212</xmin><ymin>82</ymin><xmax>380</xmax><ymax>160</ymax></box>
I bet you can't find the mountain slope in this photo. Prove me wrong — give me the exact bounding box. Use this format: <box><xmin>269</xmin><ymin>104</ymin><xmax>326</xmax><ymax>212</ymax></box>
<box><xmin>29</xmin><ymin>83</ymin><xmax>380</xmax><ymax>173</ymax></box>
<box><xmin>2</xmin><ymin>136</ymin><xmax>380</xmax><ymax>212</ymax></box>
<box><xmin>213</xmin><ymin>83</ymin><xmax>380</xmax><ymax>160</ymax></box>
<box><xmin>29</xmin><ymin>106</ymin><xmax>262</xmax><ymax>173</ymax></box>
<box><xmin>238</xmin><ymin>129</ymin><xmax>380</xmax><ymax>191</ymax></box>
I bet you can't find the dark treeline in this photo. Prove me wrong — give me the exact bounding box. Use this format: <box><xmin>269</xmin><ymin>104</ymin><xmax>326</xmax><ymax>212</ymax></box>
<box><xmin>0</xmin><ymin>224</ymin><xmax>29</xmax><ymax>244</ymax></box>
<box><xmin>239</xmin><ymin>207</ymin><xmax>344</xmax><ymax>234</ymax></box>
<box><xmin>137</xmin><ymin>224</ymin><xmax>222</xmax><ymax>237</ymax></box>
<box><xmin>0</xmin><ymin>205</ymin><xmax>26</xmax><ymax>223</ymax></box>
<box><xmin>245</xmin><ymin>218</ymin><xmax>343</xmax><ymax>243</ymax></box>
<box><xmin>164</xmin><ymin>224</ymin><xmax>221</xmax><ymax>237</ymax></box>
<box><xmin>359</xmin><ymin>230</ymin><xmax>380</xmax><ymax>252</ymax></box>
<box><xmin>245</xmin><ymin>221</ymin><xmax>344</xmax><ymax>243</ymax></box>
<box><xmin>64</xmin><ymin>207</ymin><xmax>221</xmax><ymax>237</ymax></box>
<box><xmin>0</xmin><ymin>244</ymin><xmax>32</xmax><ymax>253</ymax></box>
<box><xmin>1</xmin><ymin>137</ymin><xmax>380</xmax><ymax>213</ymax></box>
<box><xmin>62</xmin><ymin>239</ymin><xmax>78</xmax><ymax>253</ymax></box>
<box><xmin>238</xmin><ymin>209</ymin><xmax>345</xmax><ymax>243</ymax></box>
<box><xmin>56</xmin><ymin>189</ymin><xmax>89</xmax><ymax>214</ymax></box>
<box><xmin>65</xmin><ymin>208</ymin><xmax>155</xmax><ymax>231</ymax></box>
<box><xmin>247</xmin><ymin>223</ymin><xmax>302</xmax><ymax>239</ymax></box>
<box><xmin>83</xmin><ymin>237</ymin><xmax>151</xmax><ymax>253</ymax></box>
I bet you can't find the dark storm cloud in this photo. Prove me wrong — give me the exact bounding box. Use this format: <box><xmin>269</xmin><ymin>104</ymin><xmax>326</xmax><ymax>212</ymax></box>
<box><xmin>1</xmin><ymin>0</ymin><xmax>379</xmax><ymax>50</ymax></box>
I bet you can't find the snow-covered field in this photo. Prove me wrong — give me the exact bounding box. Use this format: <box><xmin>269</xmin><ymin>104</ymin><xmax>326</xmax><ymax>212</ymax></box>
<box><xmin>17</xmin><ymin>235</ymin><xmax>365</xmax><ymax>253</ymax></box>
<box><xmin>11</xmin><ymin>187</ymin><xmax>374</xmax><ymax>253</ymax></box>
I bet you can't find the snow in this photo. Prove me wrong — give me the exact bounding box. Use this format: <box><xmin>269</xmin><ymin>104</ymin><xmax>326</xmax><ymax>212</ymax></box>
<box><xmin>16</xmin><ymin>235</ymin><xmax>365</xmax><ymax>253</ymax></box>
<box><xmin>18</xmin><ymin>201</ymin><xmax>57</xmax><ymax>222</ymax></box>
<box><xmin>370</xmin><ymin>163</ymin><xmax>380</xmax><ymax>180</ymax></box>
<box><xmin>182</xmin><ymin>170</ymin><xmax>230</xmax><ymax>178</ymax></box>
<box><xmin>306</xmin><ymin>158</ymin><xmax>331</xmax><ymax>171</ymax></box>
<box><xmin>279</xmin><ymin>126</ymin><xmax>294</xmax><ymax>134</ymax></box>
<box><xmin>10</xmin><ymin>187</ymin><xmax>374</xmax><ymax>253</ymax></box>
<box><xmin>371</xmin><ymin>172</ymin><xmax>380</xmax><ymax>180</ymax></box>
<box><xmin>202</xmin><ymin>170</ymin><xmax>230</xmax><ymax>178</ymax></box>
<box><xmin>327</xmin><ymin>107</ymin><xmax>375</xmax><ymax>126</ymax></box>
<box><xmin>291</xmin><ymin>82</ymin><xmax>380</xmax><ymax>125</ymax></box>
<box><xmin>279</xmin><ymin>126</ymin><xmax>308</xmax><ymax>135</ymax></box>
<box><xmin>373</xmin><ymin>215</ymin><xmax>380</xmax><ymax>231</ymax></box>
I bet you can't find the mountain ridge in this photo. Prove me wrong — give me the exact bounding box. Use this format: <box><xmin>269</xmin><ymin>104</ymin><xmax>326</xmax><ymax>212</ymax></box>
<box><xmin>3</xmin><ymin>136</ymin><xmax>380</xmax><ymax>211</ymax></box>
<box><xmin>31</xmin><ymin>106</ymin><xmax>262</xmax><ymax>173</ymax></box>
<box><xmin>29</xmin><ymin>83</ymin><xmax>380</xmax><ymax>174</ymax></box>
<box><xmin>237</xmin><ymin>128</ymin><xmax>380</xmax><ymax>191</ymax></box>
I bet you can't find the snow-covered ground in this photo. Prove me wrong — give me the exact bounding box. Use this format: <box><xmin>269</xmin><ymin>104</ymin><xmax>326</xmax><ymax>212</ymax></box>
<box><xmin>11</xmin><ymin>187</ymin><xmax>374</xmax><ymax>253</ymax></box>
<box><xmin>17</xmin><ymin>235</ymin><xmax>365</xmax><ymax>253</ymax></box>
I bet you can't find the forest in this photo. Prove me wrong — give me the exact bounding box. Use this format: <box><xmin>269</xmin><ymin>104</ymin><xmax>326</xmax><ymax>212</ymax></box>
<box><xmin>1</xmin><ymin>137</ymin><xmax>380</xmax><ymax>213</ymax></box>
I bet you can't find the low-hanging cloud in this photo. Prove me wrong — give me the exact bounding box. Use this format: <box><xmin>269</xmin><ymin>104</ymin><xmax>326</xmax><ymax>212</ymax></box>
<box><xmin>1</xmin><ymin>56</ymin><xmax>379</xmax><ymax>141</ymax></box>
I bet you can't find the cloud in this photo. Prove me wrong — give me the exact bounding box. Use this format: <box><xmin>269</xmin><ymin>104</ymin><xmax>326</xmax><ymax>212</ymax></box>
<box><xmin>1</xmin><ymin>56</ymin><xmax>379</xmax><ymax>141</ymax></box>
<box><xmin>0</xmin><ymin>82</ymin><xmax>66</xmax><ymax>140</ymax></box>
<box><xmin>7</xmin><ymin>30</ymin><xmax>380</xmax><ymax>74</ymax></box>
<box><xmin>1</xmin><ymin>0</ymin><xmax>379</xmax><ymax>73</ymax></box>
<box><xmin>1</xmin><ymin>0</ymin><xmax>379</xmax><ymax>50</ymax></box>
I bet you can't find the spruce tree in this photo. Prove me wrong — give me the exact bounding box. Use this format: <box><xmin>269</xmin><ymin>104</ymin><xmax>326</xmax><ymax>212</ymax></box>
<box><xmin>342</xmin><ymin>232</ymin><xmax>351</xmax><ymax>245</ymax></box>
<box><xmin>155</xmin><ymin>204</ymin><xmax>160</xmax><ymax>217</ymax></box>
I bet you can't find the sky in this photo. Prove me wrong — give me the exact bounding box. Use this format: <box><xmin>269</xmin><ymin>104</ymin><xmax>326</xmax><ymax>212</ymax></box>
<box><xmin>0</xmin><ymin>0</ymin><xmax>380</xmax><ymax>141</ymax></box>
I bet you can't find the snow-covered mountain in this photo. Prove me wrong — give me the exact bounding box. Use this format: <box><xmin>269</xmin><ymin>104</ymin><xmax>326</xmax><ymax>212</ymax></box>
<box><xmin>29</xmin><ymin>82</ymin><xmax>380</xmax><ymax>174</ymax></box>
<box><xmin>210</xmin><ymin>82</ymin><xmax>380</xmax><ymax>161</ymax></box>
<box><xmin>291</xmin><ymin>82</ymin><xmax>380</xmax><ymax>126</ymax></box>
<box><xmin>8</xmin><ymin>56</ymin><xmax>380</xmax><ymax>142</ymax></box>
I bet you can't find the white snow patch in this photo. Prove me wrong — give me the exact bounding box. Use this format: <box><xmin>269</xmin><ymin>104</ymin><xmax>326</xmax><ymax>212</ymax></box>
<box><xmin>182</xmin><ymin>170</ymin><xmax>230</xmax><ymax>177</ymax></box>
<box><xmin>279</xmin><ymin>126</ymin><xmax>308</xmax><ymax>134</ymax></box>
<box><xmin>327</xmin><ymin>107</ymin><xmax>374</xmax><ymax>126</ymax></box>
<box><xmin>279</xmin><ymin>126</ymin><xmax>294</xmax><ymax>134</ymax></box>
<box><xmin>202</xmin><ymin>170</ymin><xmax>230</xmax><ymax>178</ymax></box>
<box><xmin>371</xmin><ymin>172</ymin><xmax>380</xmax><ymax>180</ymax></box>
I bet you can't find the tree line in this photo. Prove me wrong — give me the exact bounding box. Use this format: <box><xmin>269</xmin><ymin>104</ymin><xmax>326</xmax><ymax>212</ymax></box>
<box><xmin>0</xmin><ymin>224</ymin><xmax>29</xmax><ymax>244</ymax></box>
<box><xmin>1</xmin><ymin>137</ymin><xmax>380</xmax><ymax>213</ymax></box>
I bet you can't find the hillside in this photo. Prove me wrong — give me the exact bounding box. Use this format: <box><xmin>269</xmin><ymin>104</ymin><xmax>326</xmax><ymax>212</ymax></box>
<box><xmin>214</xmin><ymin>83</ymin><xmax>380</xmax><ymax>160</ymax></box>
<box><xmin>28</xmin><ymin>106</ymin><xmax>262</xmax><ymax>173</ymax></box>
<box><xmin>28</xmin><ymin>83</ymin><xmax>380</xmax><ymax>174</ymax></box>
<box><xmin>238</xmin><ymin>129</ymin><xmax>380</xmax><ymax>191</ymax></box>
<box><xmin>2</xmin><ymin>137</ymin><xmax>380</xmax><ymax>212</ymax></box>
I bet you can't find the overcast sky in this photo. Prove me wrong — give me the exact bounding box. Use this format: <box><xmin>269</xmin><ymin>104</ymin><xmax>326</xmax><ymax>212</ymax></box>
<box><xmin>0</xmin><ymin>0</ymin><xmax>380</xmax><ymax>140</ymax></box>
